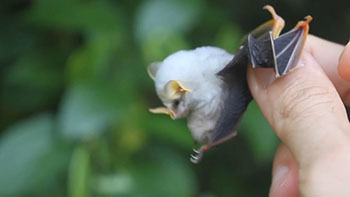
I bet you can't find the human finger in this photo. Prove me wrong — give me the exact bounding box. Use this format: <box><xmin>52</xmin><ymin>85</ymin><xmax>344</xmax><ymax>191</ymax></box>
<box><xmin>305</xmin><ymin>35</ymin><xmax>350</xmax><ymax>105</ymax></box>
<box><xmin>269</xmin><ymin>144</ymin><xmax>299</xmax><ymax>197</ymax></box>
<box><xmin>248</xmin><ymin>51</ymin><xmax>350</xmax><ymax>195</ymax></box>
<box><xmin>338</xmin><ymin>41</ymin><xmax>350</xmax><ymax>81</ymax></box>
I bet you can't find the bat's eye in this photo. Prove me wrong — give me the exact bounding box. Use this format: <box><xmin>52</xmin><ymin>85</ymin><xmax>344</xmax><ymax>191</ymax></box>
<box><xmin>173</xmin><ymin>99</ymin><xmax>180</xmax><ymax>108</ymax></box>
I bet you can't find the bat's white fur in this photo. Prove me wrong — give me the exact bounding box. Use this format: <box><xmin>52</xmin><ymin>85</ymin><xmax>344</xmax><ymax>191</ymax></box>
<box><xmin>153</xmin><ymin>46</ymin><xmax>234</xmax><ymax>142</ymax></box>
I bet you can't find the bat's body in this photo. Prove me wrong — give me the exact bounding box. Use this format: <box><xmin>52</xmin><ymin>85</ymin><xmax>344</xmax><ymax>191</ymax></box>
<box><xmin>148</xmin><ymin>6</ymin><xmax>312</xmax><ymax>163</ymax></box>
<box><xmin>152</xmin><ymin>47</ymin><xmax>233</xmax><ymax>143</ymax></box>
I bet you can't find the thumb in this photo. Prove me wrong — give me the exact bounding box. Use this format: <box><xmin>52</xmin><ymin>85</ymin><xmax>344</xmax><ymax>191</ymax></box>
<box><xmin>338</xmin><ymin>41</ymin><xmax>350</xmax><ymax>82</ymax></box>
<box><xmin>248</xmin><ymin>51</ymin><xmax>349</xmax><ymax>158</ymax></box>
<box><xmin>248</xmin><ymin>51</ymin><xmax>350</xmax><ymax>195</ymax></box>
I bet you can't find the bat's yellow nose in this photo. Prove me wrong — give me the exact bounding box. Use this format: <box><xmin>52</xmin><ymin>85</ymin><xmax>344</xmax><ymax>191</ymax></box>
<box><xmin>149</xmin><ymin>107</ymin><xmax>175</xmax><ymax>119</ymax></box>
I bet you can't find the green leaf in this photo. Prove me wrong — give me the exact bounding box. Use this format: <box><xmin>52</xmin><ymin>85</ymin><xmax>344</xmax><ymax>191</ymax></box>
<box><xmin>130</xmin><ymin>147</ymin><xmax>197</xmax><ymax>197</ymax></box>
<box><xmin>215</xmin><ymin>23</ymin><xmax>243</xmax><ymax>52</ymax></box>
<box><xmin>93</xmin><ymin>171</ymin><xmax>133</xmax><ymax>196</ymax></box>
<box><xmin>2</xmin><ymin>52</ymin><xmax>63</xmax><ymax>113</ymax></box>
<box><xmin>141</xmin><ymin>33</ymin><xmax>190</xmax><ymax>63</ymax></box>
<box><xmin>143</xmin><ymin>115</ymin><xmax>193</xmax><ymax>150</ymax></box>
<box><xmin>239</xmin><ymin>101</ymin><xmax>279</xmax><ymax>162</ymax></box>
<box><xmin>95</xmin><ymin>147</ymin><xmax>197</xmax><ymax>196</ymax></box>
<box><xmin>0</xmin><ymin>114</ymin><xmax>54</xmax><ymax>195</ymax></box>
<box><xmin>67</xmin><ymin>31</ymin><xmax>121</xmax><ymax>82</ymax></box>
<box><xmin>135</xmin><ymin>0</ymin><xmax>201</xmax><ymax>42</ymax></box>
<box><xmin>32</xmin><ymin>144</ymin><xmax>72</xmax><ymax>196</ymax></box>
<box><xmin>24</xmin><ymin>0</ymin><xmax>122</xmax><ymax>32</ymax></box>
<box><xmin>58</xmin><ymin>81</ymin><xmax>121</xmax><ymax>140</ymax></box>
<box><xmin>68</xmin><ymin>145</ymin><xmax>91</xmax><ymax>197</ymax></box>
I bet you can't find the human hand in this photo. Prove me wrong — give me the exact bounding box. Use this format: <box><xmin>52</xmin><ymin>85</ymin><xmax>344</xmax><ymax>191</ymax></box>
<box><xmin>247</xmin><ymin>35</ymin><xmax>350</xmax><ymax>196</ymax></box>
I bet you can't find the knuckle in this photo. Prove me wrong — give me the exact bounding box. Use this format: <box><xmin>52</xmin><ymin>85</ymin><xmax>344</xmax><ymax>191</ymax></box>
<box><xmin>278</xmin><ymin>77</ymin><xmax>334</xmax><ymax>122</ymax></box>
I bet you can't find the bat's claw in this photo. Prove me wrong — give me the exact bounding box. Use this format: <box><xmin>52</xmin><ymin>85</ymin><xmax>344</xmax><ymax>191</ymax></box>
<box><xmin>190</xmin><ymin>148</ymin><xmax>204</xmax><ymax>164</ymax></box>
<box><xmin>190</xmin><ymin>154</ymin><xmax>198</xmax><ymax>162</ymax></box>
<box><xmin>295</xmin><ymin>15</ymin><xmax>313</xmax><ymax>29</ymax></box>
<box><xmin>192</xmin><ymin>148</ymin><xmax>200</xmax><ymax>154</ymax></box>
<box><xmin>304</xmin><ymin>15</ymin><xmax>313</xmax><ymax>22</ymax></box>
<box><xmin>190</xmin><ymin>154</ymin><xmax>202</xmax><ymax>164</ymax></box>
<box><xmin>263</xmin><ymin>5</ymin><xmax>285</xmax><ymax>38</ymax></box>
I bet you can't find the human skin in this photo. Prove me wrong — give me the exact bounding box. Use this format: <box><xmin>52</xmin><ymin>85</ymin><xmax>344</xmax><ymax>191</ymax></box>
<box><xmin>247</xmin><ymin>35</ymin><xmax>350</xmax><ymax>196</ymax></box>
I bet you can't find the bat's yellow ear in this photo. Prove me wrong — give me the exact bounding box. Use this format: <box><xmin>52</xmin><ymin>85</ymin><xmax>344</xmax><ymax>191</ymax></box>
<box><xmin>163</xmin><ymin>80</ymin><xmax>191</xmax><ymax>99</ymax></box>
<box><xmin>147</xmin><ymin>62</ymin><xmax>161</xmax><ymax>80</ymax></box>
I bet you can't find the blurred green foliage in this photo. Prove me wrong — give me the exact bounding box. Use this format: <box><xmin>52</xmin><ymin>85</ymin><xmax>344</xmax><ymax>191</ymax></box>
<box><xmin>0</xmin><ymin>0</ymin><xmax>349</xmax><ymax>196</ymax></box>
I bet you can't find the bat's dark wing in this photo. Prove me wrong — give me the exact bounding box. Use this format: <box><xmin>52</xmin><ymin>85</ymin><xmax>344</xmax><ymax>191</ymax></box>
<box><xmin>248</xmin><ymin>16</ymin><xmax>312</xmax><ymax>77</ymax></box>
<box><xmin>208</xmin><ymin>16</ymin><xmax>312</xmax><ymax>147</ymax></box>
<box><xmin>211</xmin><ymin>59</ymin><xmax>253</xmax><ymax>144</ymax></box>
<box><xmin>271</xmin><ymin>17</ymin><xmax>311</xmax><ymax>76</ymax></box>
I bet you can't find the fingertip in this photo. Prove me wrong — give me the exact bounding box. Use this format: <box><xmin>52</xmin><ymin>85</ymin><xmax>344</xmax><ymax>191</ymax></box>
<box><xmin>338</xmin><ymin>41</ymin><xmax>350</xmax><ymax>81</ymax></box>
<box><xmin>289</xmin><ymin>50</ymin><xmax>327</xmax><ymax>79</ymax></box>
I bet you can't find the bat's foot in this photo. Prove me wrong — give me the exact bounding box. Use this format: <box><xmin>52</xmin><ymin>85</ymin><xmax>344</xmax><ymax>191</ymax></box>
<box><xmin>263</xmin><ymin>5</ymin><xmax>285</xmax><ymax>38</ymax></box>
<box><xmin>190</xmin><ymin>146</ymin><xmax>209</xmax><ymax>164</ymax></box>
<box><xmin>190</xmin><ymin>132</ymin><xmax>238</xmax><ymax>163</ymax></box>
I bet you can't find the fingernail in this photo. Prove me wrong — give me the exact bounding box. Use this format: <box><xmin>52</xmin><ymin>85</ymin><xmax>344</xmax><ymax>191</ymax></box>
<box><xmin>296</xmin><ymin>58</ymin><xmax>305</xmax><ymax>67</ymax></box>
<box><xmin>270</xmin><ymin>165</ymin><xmax>289</xmax><ymax>192</ymax></box>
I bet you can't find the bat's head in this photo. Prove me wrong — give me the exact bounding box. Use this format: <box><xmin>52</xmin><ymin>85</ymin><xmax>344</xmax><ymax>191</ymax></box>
<box><xmin>148</xmin><ymin>79</ymin><xmax>191</xmax><ymax>120</ymax></box>
<box><xmin>148</xmin><ymin>46</ymin><xmax>233</xmax><ymax>141</ymax></box>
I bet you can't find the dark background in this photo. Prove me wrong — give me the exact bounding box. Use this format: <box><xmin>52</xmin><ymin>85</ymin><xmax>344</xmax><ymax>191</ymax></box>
<box><xmin>0</xmin><ymin>0</ymin><xmax>349</xmax><ymax>196</ymax></box>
